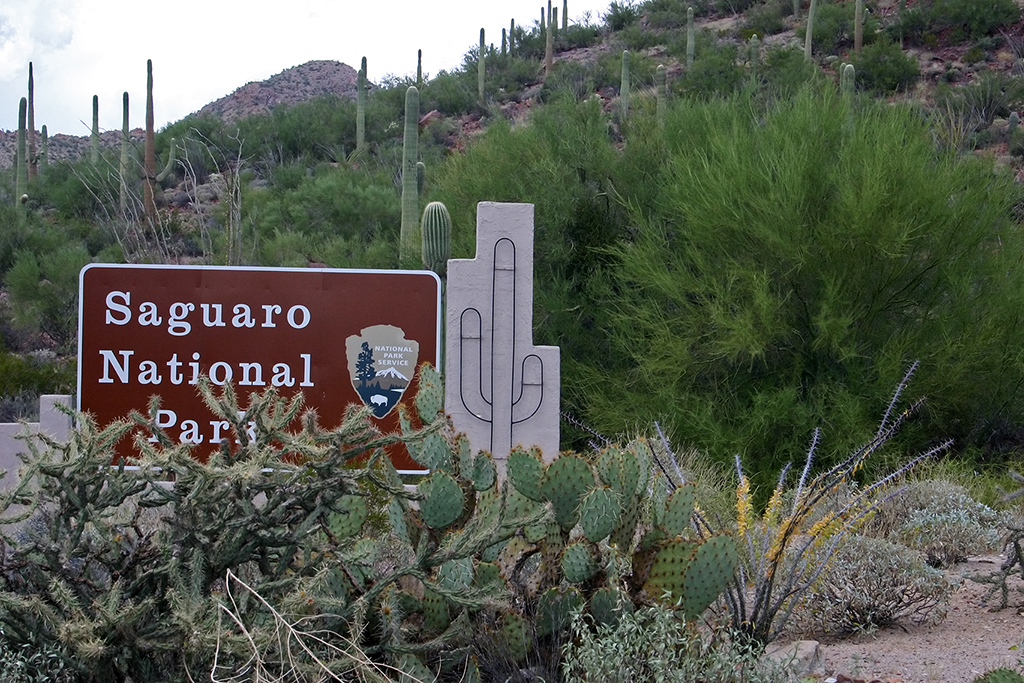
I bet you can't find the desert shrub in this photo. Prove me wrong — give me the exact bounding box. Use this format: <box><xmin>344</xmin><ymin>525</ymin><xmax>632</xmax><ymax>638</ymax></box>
<box><xmin>584</xmin><ymin>84</ymin><xmax>1024</xmax><ymax>482</ymax></box>
<box><xmin>0</xmin><ymin>351</ymin><xmax>75</xmax><ymax>421</ymax></box>
<box><xmin>605</xmin><ymin>0</ymin><xmax>641</xmax><ymax>30</ymax></box>
<box><xmin>742</xmin><ymin>1</ymin><xmax>788</xmax><ymax>39</ymax></box>
<box><xmin>642</xmin><ymin>0</ymin><xmax>708</xmax><ymax>27</ymax></box>
<box><xmin>620</xmin><ymin>24</ymin><xmax>666</xmax><ymax>51</ymax></box>
<box><xmin>556</xmin><ymin>22</ymin><xmax>603</xmax><ymax>50</ymax></box>
<box><xmin>0</xmin><ymin>635</ymin><xmax>77</xmax><ymax>683</ymax></box>
<box><xmin>799</xmin><ymin>0</ymin><xmax>869</xmax><ymax>55</ymax></box>
<box><xmin>934</xmin><ymin>72</ymin><xmax>1024</xmax><ymax>127</ymax></box>
<box><xmin>421</xmin><ymin>69</ymin><xmax>477</xmax><ymax>115</ymax></box>
<box><xmin>931</xmin><ymin>0</ymin><xmax>1021</xmax><ymax>40</ymax></box>
<box><xmin>676</xmin><ymin>42</ymin><xmax>745</xmax><ymax>98</ymax></box>
<box><xmin>851</xmin><ymin>36</ymin><xmax>920</xmax><ymax>93</ymax></box>
<box><xmin>718</xmin><ymin>0</ymin><xmax>763</xmax><ymax>16</ymax></box>
<box><xmin>4</xmin><ymin>245</ymin><xmax>91</xmax><ymax>351</ymax></box>
<box><xmin>866</xmin><ymin>479</ymin><xmax>1007</xmax><ymax>566</ymax></box>
<box><xmin>790</xmin><ymin>534</ymin><xmax>956</xmax><ymax>634</ymax></box>
<box><xmin>760</xmin><ymin>45</ymin><xmax>823</xmax><ymax>96</ymax></box>
<box><xmin>561</xmin><ymin>605</ymin><xmax>791</xmax><ymax>682</ymax></box>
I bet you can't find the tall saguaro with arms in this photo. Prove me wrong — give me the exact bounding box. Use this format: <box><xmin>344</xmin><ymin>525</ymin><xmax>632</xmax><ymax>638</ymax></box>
<box><xmin>445</xmin><ymin>203</ymin><xmax>561</xmax><ymax>474</ymax></box>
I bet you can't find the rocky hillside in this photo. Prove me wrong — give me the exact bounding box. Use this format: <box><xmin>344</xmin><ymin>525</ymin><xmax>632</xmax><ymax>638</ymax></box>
<box><xmin>197</xmin><ymin>60</ymin><xmax>359</xmax><ymax>122</ymax></box>
<box><xmin>0</xmin><ymin>60</ymin><xmax>360</xmax><ymax>170</ymax></box>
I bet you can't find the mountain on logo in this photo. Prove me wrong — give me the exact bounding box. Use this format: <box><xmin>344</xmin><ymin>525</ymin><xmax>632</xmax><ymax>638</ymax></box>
<box><xmin>376</xmin><ymin>366</ymin><xmax>409</xmax><ymax>381</ymax></box>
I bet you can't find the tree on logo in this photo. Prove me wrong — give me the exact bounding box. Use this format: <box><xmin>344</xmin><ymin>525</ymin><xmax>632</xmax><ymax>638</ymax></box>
<box><xmin>356</xmin><ymin>342</ymin><xmax>376</xmax><ymax>388</ymax></box>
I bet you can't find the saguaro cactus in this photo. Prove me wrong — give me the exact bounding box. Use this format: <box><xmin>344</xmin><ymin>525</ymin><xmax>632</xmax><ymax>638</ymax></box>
<box><xmin>16</xmin><ymin>97</ymin><xmax>27</xmax><ymax>216</ymax></box>
<box><xmin>157</xmin><ymin>137</ymin><xmax>177</xmax><ymax>182</ymax></box>
<box><xmin>399</xmin><ymin>86</ymin><xmax>420</xmax><ymax>267</ymax></box>
<box><xmin>417</xmin><ymin>50</ymin><xmax>423</xmax><ymax>88</ymax></box>
<box><xmin>502</xmin><ymin>28</ymin><xmax>507</xmax><ymax>56</ymax></box>
<box><xmin>687</xmin><ymin>7</ymin><xmax>696</xmax><ymax>69</ymax></box>
<box><xmin>27</xmin><ymin>62</ymin><xmax>36</xmax><ymax>180</ymax></box>
<box><xmin>805</xmin><ymin>0</ymin><xmax>818</xmax><ymax>60</ymax></box>
<box><xmin>144</xmin><ymin>59</ymin><xmax>157</xmax><ymax>222</ymax></box>
<box><xmin>120</xmin><ymin>92</ymin><xmax>130</xmax><ymax>217</ymax></box>
<box><xmin>421</xmin><ymin>201</ymin><xmax>451</xmax><ymax>276</ymax></box>
<box><xmin>563</xmin><ymin>0</ymin><xmax>568</xmax><ymax>29</ymax></box>
<box><xmin>510</xmin><ymin>19</ymin><xmax>516</xmax><ymax>54</ymax></box>
<box><xmin>545</xmin><ymin>0</ymin><xmax>554</xmax><ymax>76</ymax></box>
<box><xmin>91</xmin><ymin>95</ymin><xmax>100</xmax><ymax>166</ymax></box>
<box><xmin>854</xmin><ymin>0</ymin><xmax>864</xmax><ymax>53</ymax></box>
<box><xmin>356</xmin><ymin>56</ymin><xmax>367</xmax><ymax>153</ymax></box>
<box><xmin>39</xmin><ymin>125</ymin><xmax>47</xmax><ymax>175</ymax></box>
<box><xmin>479</xmin><ymin>28</ymin><xmax>486</xmax><ymax>103</ymax></box>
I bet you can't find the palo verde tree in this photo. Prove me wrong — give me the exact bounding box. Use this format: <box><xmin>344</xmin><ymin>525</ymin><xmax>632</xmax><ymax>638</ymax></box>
<box><xmin>583</xmin><ymin>84</ymin><xmax>1024</xmax><ymax>479</ymax></box>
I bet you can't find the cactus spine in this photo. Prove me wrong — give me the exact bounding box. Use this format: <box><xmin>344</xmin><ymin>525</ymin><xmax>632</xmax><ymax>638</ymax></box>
<box><xmin>120</xmin><ymin>91</ymin><xmax>129</xmax><ymax>217</ymax></box>
<box><xmin>144</xmin><ymin>59</ymin><xmax>157</xmax><ymax>222</ymax></box>
<box><xmin>687</xmin><ymin>7</ymin><xmax>695</xmax><ymax>69</ymax></box>
<box><xmin>16</xmin><ymin>97</ymin><xmax>27</xmax><ymax>216</ymax></box>
<box><xmin>27</xmin><ymin>62</ymin><xmax>36</xmax><ymax>180</ymax></box>
<box><xmin>356</xmin><ymin>56</ymin><xmax>367</xmax><ymax>154</ymax></box>
<box><xmin>620</xmin><ymin>50</ymin><xmax>630</xmax><ymax>121</ymax></box>
<box><xmin>399</xmin><ymin>86</ymin><xmax>420</xmax><ymax>267</ymax></box>
<box><xmin>39</xmin><ymin>125</ymin><xmax>47</xmax><ymax>175</ymax></box>
<box><xmin>656</xmin><ymin>64</ymin><xmax>667</xmax><ymax>129</ymax></box>
<box><xmin>854</xmin><ymin>0</ymin><xmax>864</xmax><ymax>54</ymax></box>
<box><xmin>805</xmin><ymin>0</ymin><xmax>817</xmax><ymax>60</ymax></box>
<box><xmin>91</xmin><ymin>95</ymin><xmax>100</xmax><ymax>166</ymax></box>
<box><xmin>478</xmin><ymin>28</ymin><xmax>486</xmax><ymax>103</ymax></box>
<box><xmin>545</xmin><ymin>0</ymin><xmax>555</xmax><ymax>76</ymax></box>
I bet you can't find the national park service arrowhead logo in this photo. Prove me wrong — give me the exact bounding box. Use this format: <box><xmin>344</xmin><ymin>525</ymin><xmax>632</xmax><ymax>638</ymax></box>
<box><xmin>345</xmin><ymin>324</ymin><xmax>419</xmax><ymax>418</ymax></box>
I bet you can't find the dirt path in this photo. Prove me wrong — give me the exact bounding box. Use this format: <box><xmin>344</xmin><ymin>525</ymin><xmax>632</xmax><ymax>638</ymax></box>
<box><xmin>786</xmin><ymin>556</ymin><xmax>1024</xmax><ymax>682</ymax></box>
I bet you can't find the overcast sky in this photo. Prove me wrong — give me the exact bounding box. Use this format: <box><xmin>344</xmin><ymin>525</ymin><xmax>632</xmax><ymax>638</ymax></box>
<box><xmin>0</xmin><ymin>0</ymin><xmax>613</xmax><ymax>136</ymax></box>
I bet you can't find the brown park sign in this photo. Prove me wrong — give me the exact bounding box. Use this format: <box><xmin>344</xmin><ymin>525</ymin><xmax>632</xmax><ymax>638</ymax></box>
<box><xmin>78</xmin><ymin>264</ymin><xmax>440</xmax><ymax>472</ymax></box>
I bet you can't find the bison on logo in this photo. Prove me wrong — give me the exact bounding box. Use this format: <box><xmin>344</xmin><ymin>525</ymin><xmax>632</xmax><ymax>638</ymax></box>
<box><xmin>345</xmin><ymin>324</ymin><xmax>419</xmax><ymax>418</ymax></box>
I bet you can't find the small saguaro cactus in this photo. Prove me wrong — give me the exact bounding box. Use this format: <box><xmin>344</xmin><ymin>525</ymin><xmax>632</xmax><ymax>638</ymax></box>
<box><xmin>510</xmin><ymin>18</ymin><xmax>516</xmax><ymax>54</ymax></box>
<box><xmin>421</xmin><ymin>201</ymin><xmax>452</xmax><ymax>276</ymax></box>
<box><xmin>793</xmin><ymin>0</ymin><xmax>800</xmax><ymax>19</ymax></box>
<box><xmin>841</xmin><ymin>63</ymin><xmax>856</xmax><ymax>95</ymax></box>
<box><xmin>620</xmin><ymin>50</ymin><xmax>631</xmax><ymax>120</ymax></box>
<box><xmin>687</xmin><ymin>7</ymin><xmax>695</xmax><ymax>69</ymax></box>
<box><xmin>563</xmin><ymin>0</ymin><xmax>568</xmax><ymax>29</ymax></box>
<box><xmin>39</xmin><ymin>125</ymin><xmax>47</xmax><ymax>175</ymax></box>
<box><xmin>16</xmin><ymin>97</ymin><xmax>27</xmax><ymax>216</ymax></box>
<box><xmin>1010</xmin><ymin>111</ymin><xmax>1020</xmax><ymax>135</ymax></box>
<box><xmin>502</xmin><ymin>28</ymin><xmax>507</xmax><ymax>56</ymax></box>
<box><xmin>417</xmin><ymin>49</ymin><xmax>422</xmax><ymax>88</ymax></box>
<box><xmin>27</xmin><ymin>62</ymin><xmax>36</xmax><ymax>180</ymax></box>
<box><xmin>399</xmin><ymin>86</ymin><xmax>420</xmax><ymax>267</ymax></box>
<box><xmin>478</xmin><ymin>28</ymin><xmax>486</xmax><ymax>103</ymax></box>
<box><xmin>749</xmin><ymin>34</ymin><xmax>760</xmax><ymax>74</ymax></box>
<box><xmin>91</xmin><ymin>94</ymin><xmax>100</xmax><ymax>166</ymax></box>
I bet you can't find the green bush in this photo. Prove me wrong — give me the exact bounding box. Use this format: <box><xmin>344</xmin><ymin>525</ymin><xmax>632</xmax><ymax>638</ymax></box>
<box><xmin>742</xmin><ymin>1</ymin><xmax>788</xmax><ymax>39</ymax></box>
<box><xmin>583</xmin><ymin>85</ymin><xmax>1024</xmax><ymax>480</ymax></box>
<box><xmin>789</xmin><ymin>534</ymin><xmax>956</xmax><ymax>635</ymax></box>
<box><xmin>867</xmin><ymin>479</ymin><xmax>1007</xmax><ymax>566</ymax></box>
<box><xmin>799</xmin><ymin>0</ymin><xmax>879</xmax><ymax>55</ymax></box>
<box><xmin>932</xmin><ymin>0</ymin><xmax>1021</xmax><ymax>40</ymax></box>
<box><xmin>4</xmin><ymin>245</ymin><xmax>91</xmax><ymax>351</ymax></box>
<box><xmin>933</xmin><ymin>71</ymin><xmax>1024</xmax><ymax>127</ymax></box>
<box><xmin>562</xmin><ymin>605</ymin><xmax>790</xmax><ymax>682</ymax></box>
<box><xmin>851</xmin><ymin>36</ymin><xmax>920</xmax><ymax>93</ymax></box>
<box><xmin>605</xmin><ymin>0</ymin><xmax>641</xmax><ymax>30</ymax></box>
<box><xmin>0</xmin><ymin>352</ymin><xmax>75</xmax><ymax>421</ymax></box>
<box><xmin>675</xmin><ymin>41</ymin><xmax>745</xmax><ymax>98</ymax></box>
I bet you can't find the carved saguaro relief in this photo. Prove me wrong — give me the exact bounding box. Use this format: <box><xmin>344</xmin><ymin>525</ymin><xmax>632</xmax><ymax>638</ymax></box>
<box><xmin>446</xmin><ymin>202</ymin><xmax>560</xmax><ymax>472</ymax></box>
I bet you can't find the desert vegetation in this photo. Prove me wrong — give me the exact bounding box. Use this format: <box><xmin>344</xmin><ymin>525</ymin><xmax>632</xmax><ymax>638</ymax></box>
<box><xmin>3</xmin><ymin>0</ymin><xmax>1024</xmax><ymax>679</ymax></box>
